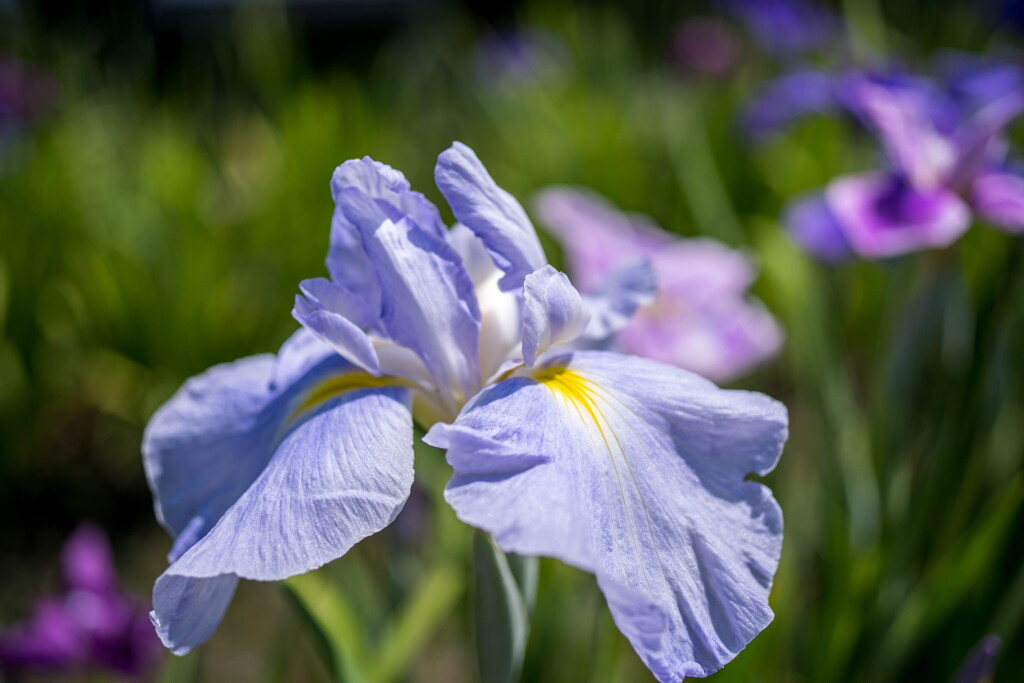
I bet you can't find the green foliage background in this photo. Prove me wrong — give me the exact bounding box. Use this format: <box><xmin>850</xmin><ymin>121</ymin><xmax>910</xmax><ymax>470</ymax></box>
<box><xmin>1</xmin><ymin>1</ymin><xmax>1023</xmax><ymax>680</ymax></box>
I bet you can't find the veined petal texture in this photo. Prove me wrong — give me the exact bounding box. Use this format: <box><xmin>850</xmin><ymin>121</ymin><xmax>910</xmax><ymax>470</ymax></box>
<box><xmin>328</xmin><ymin>157</ymin><xmax>447</xmax><ymax>301</ymax></box>
<box><xmin>359</xmin><ymin>216</ymin><xmax>482</xmax><ymax>403</ymax></box>
<box><xmin>435</xmin><ymin>142</ymin><xmax>547</xmax><ymax>291</ymax></box>
<box><xmin>521</xmin><ymin>265</ymin><xmax>591</xmax><ymax>366</ymax></box>
<box><xmin>144</xmin><ymin>335</ymin><xmax>415</xmax><ymax>654</ymax></box>
<box><xmin>292</xmin><ymin>278</ymin><xmax>381</xmax><ymax>375</ymax></box>
<box><xmin>428</xmin><ymin>351</ymin><xmax>786</xmax><ymax>680</ymax></box>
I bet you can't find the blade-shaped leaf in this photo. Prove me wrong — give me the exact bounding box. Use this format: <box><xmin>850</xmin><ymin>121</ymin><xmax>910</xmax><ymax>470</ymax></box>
<box><xmin>283</xmin><ymin>571</ymin><xmax>371</xmax><ymax>683</ymax></box>
<box><xmin>473</xmin><ymin>532</ymin><xmax>536</xmax><ymax>683</ymax></box>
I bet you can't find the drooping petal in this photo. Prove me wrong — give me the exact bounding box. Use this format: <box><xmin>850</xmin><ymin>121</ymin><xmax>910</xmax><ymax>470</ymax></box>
<box><xmin>292</xmin><ymin>278</ymin><xmax>381</xmax><ymax>375</ymax></box>
<box><xmin>825</xmin><ymin>172</ymin><xmax>971</xmax><ymax>258</ymax></box>
<box><xmin>359</xmin><ymin>216</ymin><xmax>482</xmax><ymax>403</ymax></box>
<box><xmin>435</xmin><ymin>142</ymin><xmax>546</xmax><ymax>291</ymax></box>
<box><xmin>327</xmin><ymin>157</ymin><xmax>446</xmax><ymax>296</ymax></box>
<box><xmin>142</xmin><ymin>354</ymin><xmax>282</xmax><ymax>544</ymax></box>
<box><xmin>428</xmin><ymin>351</ymin><xmax>786</xmax><ymax>680</ymax></box>
<box><xmin>784</xmin><ymin>191</ymin><xmax>853</xmax><ymax>261</ymax></box>
<box><xmin>151</xmin><ymin>383</ymin><xmax>415</xmax><ymax>654</ymax></box>
<box><xmin>972</xmin><ymin>169</ymin><xmax>1024</xmax><ymax>232</ymax></box>
<box><xmin>953</xmin><ymin>634</ymin><xmax>1002</xmax><ymax>683</ymax></box>
<box><xmin>150</xmin><ymin>575</ymin><xmax>238</xmax><ymax>656</ymax></box>
<box><xmin>271</xmin><ymin>327</ymin><xmax>340</xmax><ymax>392</ymax></box>
<box><xmin>521</xmin><ymin>265</ymin><xmax>591</xmax><ymax>366</ymax></box>
<box><xmin>143</xmin><ymin>333</ymin><xmax>351</xmax><ymax>558</ymax></box>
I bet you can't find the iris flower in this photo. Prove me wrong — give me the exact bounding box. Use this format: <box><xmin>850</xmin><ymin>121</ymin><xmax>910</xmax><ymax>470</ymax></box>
<box><xmin>719</xmin><ymin>0</ymin><xmax>838</xmax><ymax>57</ymax></box>
<box><xmin>534</xmin><ymin>187</ymin><xmax>782</xmax><ymax>383</ymax></box>
<box><xmin>0</xmin><ymin>525</ymin><xmax>161</xmax><ymax>678</ymax></box>
<box><xmin>777</xmin><ymin>67</ymin><xmax>1024</xmax><ymax>259</ymax></box>
<box><xmin>144</xmin><ymin>143</ymin><xmax>787</xmax><ymax>680</ymax></box>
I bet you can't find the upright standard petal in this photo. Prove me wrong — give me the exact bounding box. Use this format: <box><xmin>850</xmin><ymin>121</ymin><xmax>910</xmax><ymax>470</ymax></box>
<box><xmin>151</xmin><ymin>383</ymin><xmax>415</xmax><ymax>654</ymax></box>
<box><xmin>520</xmin><ymin>265</ymin><xmax>591</xmax><ymax>366</ymax></box>
<box><xmin>435</xmin><ymin>142</ymin><xmax>546</xmax><ymax>291</ymax></box>
<box><xmin>327</xmin><ymin>157</ymin><xmax>446</xmax><ymax>295</ymax></box>
<box><xmin>428</xmin><ymin>351</ymin><xmax>786</xmax><ymax>680</ymax></box>
<box><xmin>854</xmin><ymin>80</ymin><xmax>957</xmax><ymax>190</ymax></box>
<box><xmin>825</xmin><ymin>172</ymin><xmax>971</xmax><ymax>258</ymax></box>
<box><xmin>359</xmin><ymin>216</ymin><xmax>482</xmax><ymax>404</ymax></box>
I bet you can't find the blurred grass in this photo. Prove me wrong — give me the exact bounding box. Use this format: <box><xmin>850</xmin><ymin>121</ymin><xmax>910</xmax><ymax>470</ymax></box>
<box><xmin>2</xmin><ymin>0</ymin><xmax>1024</xmax><ymax>681</ymax></box>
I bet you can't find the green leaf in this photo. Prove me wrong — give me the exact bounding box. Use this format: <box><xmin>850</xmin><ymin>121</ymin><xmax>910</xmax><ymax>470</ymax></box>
<box><xmin>371</xmin><ymin>561</ymin><xmax>464</xmax><ymax>683</ymax></box>
<box><xmin>157</xmin><ymin>650</ymin><xmax>200</xmax><ymax>683</ymax></box>
<box><xmin>282</xmin><ymin>570</ymin><xmax>371</xmax><ymax>683</ymax></box>
<box><xmin>472</xmin><ymin>532</ymin><xmax>536</xmax><ymax>683</ymax></box>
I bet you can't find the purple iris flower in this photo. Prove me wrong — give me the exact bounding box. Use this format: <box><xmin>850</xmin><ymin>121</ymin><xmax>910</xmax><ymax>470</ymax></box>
<box><xmin>144</xmin><ymin>143</ymin><xmax>788</xmax><ymax>680</ymax></box>
<box><xmin>786</xmin><ymin>70</ymin><xmax>1024</xmax><ymax>259</ymax></box>
<box><xmin>533</xmin><ymin>187</ymin><xmax>783</xmax><ymax>383</ymax></box>
<box><xmin>719</xmin><ymin>0</ymin><xmax>838</xmax><ymax>57</ymax></box>
<box><xmin>0</xmin><ymin>525</ymin><xmax>162</xmax><ymax>678</ymax></box>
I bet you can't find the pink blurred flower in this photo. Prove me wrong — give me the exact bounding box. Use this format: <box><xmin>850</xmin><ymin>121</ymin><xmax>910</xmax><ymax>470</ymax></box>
<box><xmin>534</xmin><ymin>187</ymin><xmax>782</xmax><ymax>383</ymax></box>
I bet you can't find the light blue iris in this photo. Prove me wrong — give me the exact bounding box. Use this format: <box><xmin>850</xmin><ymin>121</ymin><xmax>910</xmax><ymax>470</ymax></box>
<box><xmin>143</xmin><ymin>142</ymin><xmax>787</xmax><ymax>680</ymax></box>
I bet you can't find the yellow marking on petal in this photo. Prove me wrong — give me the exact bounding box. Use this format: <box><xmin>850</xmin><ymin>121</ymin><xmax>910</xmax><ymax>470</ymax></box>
<box><xmin>534</xmin><ymin>365</ymin><xmax>656</xmax><ymax>595</ymax></box>
<box><xmin>290</xmin><ymin>372</ymin><xmax>397</xmax><ymax>422</ymax></box>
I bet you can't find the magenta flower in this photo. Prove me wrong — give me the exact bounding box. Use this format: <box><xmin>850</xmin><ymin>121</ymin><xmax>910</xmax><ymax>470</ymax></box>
<box><xmin>786</xmin><ymin>70</ymin><xmax>1024</xmax><ymax>259</ymax></box>
<box><xmin>0</xmin><ymin>525</ymin><xmax>162</xmax><ymax>678</ymax></box>
<box><xmin>533</xmin><ymin>187</ymin><xmax>782</xmax><ymax>383</ymax></box>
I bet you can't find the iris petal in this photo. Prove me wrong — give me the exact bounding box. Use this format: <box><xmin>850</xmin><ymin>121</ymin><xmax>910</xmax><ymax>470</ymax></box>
<box><xmin>143</xmin><ymin>353</ymin><xmax>282</xmax><ymax>541</ymax></box>
<box><xmin>855</xmin><ymin>80</ymin><xmax>957</xmax><ymax>190</ymax></box>
<box><xmin>784</xmin><ymin>191</ymin><xmax>853</xmax><ymax>261</ymax></box>
<box><xmin>292</xmin><ymin>279</ymin><xmax>381</xmax><ymax>375</ymax></box>
<box><xmin>151</xmin><ymin>383</ymin><xmax>414</xmax><ymax>654</ymax></box>
<box><xmin>972</xmin><ymin>169</ymin><xmax>1024</xmax><ymax>233</ymax></box>
<box><xmin>435</xmin><ymin>142</ymin><xmax>547</xmax><ymax>292</ymax></box>
<box><xmin>521</xmin><ymin>265</ymin><xmax>590</xmax><ymax>366</ymax></box>
<box><xmin>328</xmin><ymin>157</ymin><xmax>446</xmax><ymax>302</ymax></box>
<box><xmin>578</xmin><ymin>260</ymin><xmax>657</xmax><ymax>347</ymax></box>
<box><xmin>359</xmin><ymin>216</ymin><xmax>482</xmax><ymax>403</ymax></box>
<box><xmin>826</xmin><ymin>171</ymin><xmax>971</xmax><ymax>258</ymax></box>
<box><xmin>428</xmin><ymin>351</ymin><xmax>786</xmax><ymax>680</ymax></box>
